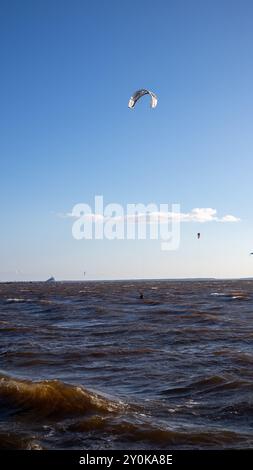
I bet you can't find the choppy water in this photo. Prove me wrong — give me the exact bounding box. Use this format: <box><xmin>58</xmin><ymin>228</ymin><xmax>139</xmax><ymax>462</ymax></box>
<box><xmin>0</xmin><ymin>280</ymin><xmax>253</xmax><ymax>450</ymax></box>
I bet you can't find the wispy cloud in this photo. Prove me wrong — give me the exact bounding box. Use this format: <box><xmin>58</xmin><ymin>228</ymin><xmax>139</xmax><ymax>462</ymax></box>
<box><xmin>56</xmin><ymin>212</ymin><xmax>76</xmax><ymax>219</ymax></box>
<box><xmin>57</xmin><ymin>207</ymin><xmax>240</xmax><ymax>223</ymax></box>
<box><xmin>56</xmin><ymin>212</ymin><xmax>104</xmax><ymax>221</ymax></box>
<box><xmin>124</xmin><ymin>208</ymin><xmax>240</xmax><ymax>223</ymax></box>
<box><xmin>177</xmin><ymin>208</ymin><xmax>240</xmax><ymax>223</ymax></box>
<box><xmin>220</xmin><ymin>214</ymin><xmax>240</xmax><ymax>223</ymax></box>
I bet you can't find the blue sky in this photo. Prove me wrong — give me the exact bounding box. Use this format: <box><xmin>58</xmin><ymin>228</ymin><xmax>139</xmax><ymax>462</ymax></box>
<box><xmin>1</xmin><ymin>0</ymin><xmax>253</xmax><ymax>280</ymax></box>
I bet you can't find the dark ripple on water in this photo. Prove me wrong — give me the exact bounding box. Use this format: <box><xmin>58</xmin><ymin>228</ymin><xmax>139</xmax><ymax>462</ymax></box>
<box><xmin>0</xmin><ymin>280</ymin><xmax>253</xmax><ymax>449</ymax></box>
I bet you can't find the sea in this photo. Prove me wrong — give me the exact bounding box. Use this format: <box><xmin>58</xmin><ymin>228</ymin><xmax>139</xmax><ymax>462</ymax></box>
<box><xmin>0</xmin><ymin>280</ymin><xmax>253</xmax><ymax>450</ymax></box>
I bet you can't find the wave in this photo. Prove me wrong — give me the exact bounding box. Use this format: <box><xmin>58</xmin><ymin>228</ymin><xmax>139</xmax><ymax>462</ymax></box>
<box><xmin>0</xmin><ymin>431</ymin><xmax>42</xmax><ymax>450</ymax></box>
<box><xmin>214</xmin><ymin>349</ymin><xmax>253</xmax><ymax>364</ymax></box>
<box><xmin>161</xmin><ymin>374</ymin><xmax>251</xmax><ymax>397</ymax></box>
<box><xmin>0</xmin><ymin>374</ymin><xmax>125</xmax><ymax>419</ymax></box>
<box><xmin>0</xmin><ymin>373</ymin><xmax>251</xmax><ymax>449</ymax></box>
<box><xmin>210</xmin><ymin>292</ymin><xmax>250</xmax><ymax>301</ymax></box>
<box><xmin>4</xmin><ymin>298</ymin><xmax>59</xmax><ymax>306</ymax></box>
<box><xmin>211</xmin><ymin>292</ymin><xmax>228</xmax><ymax>296</ymax></box>
<box><xmin>66</xmin><ymin>416</ymin><xmax>248</xmax><ymax>448</ymax></box>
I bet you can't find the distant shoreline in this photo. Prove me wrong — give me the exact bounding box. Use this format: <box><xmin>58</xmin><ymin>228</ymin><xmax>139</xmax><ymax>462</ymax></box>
<box><xmin>1</xmin><ymin>277</ymin><xmax>253</xmax><ymax>284</ymax></box>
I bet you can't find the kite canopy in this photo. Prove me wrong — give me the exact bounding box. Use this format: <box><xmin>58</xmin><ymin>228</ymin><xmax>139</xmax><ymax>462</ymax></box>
<box><xmin>128</xmin><ymin>89</ymin><xmax>158</xmax><ymax>109</ymax></box>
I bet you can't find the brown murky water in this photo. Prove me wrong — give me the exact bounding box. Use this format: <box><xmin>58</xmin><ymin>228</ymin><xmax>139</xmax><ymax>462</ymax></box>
<box><xmin>0</xmin><ymin>280</ymin><xmax>253</xmax><ymax>449</ymax></box>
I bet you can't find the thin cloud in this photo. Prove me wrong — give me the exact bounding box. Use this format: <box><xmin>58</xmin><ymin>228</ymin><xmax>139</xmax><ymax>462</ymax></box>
<box><xmin>125</xmin><ymin>208</ymin><xmax>240</xmax><ymax>223</ymax></box>
<box><xmin>58</xmin><ymin>207</ymin><xmax>240</xmax><ymax>223</ymax></box>
<box><xmin>220</xmin><ymin>214</ymin><xmax>240</xmax><ymax>223</ymax></box>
